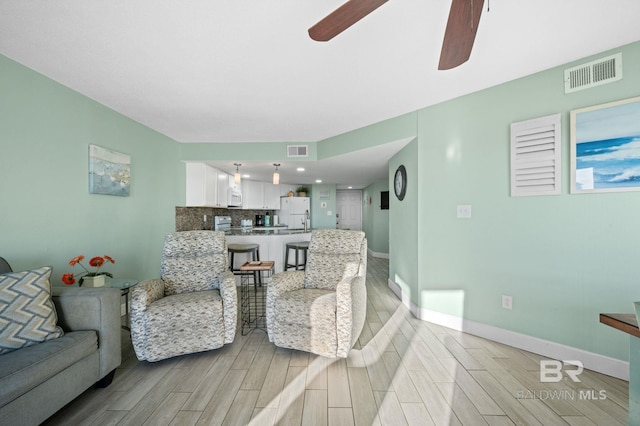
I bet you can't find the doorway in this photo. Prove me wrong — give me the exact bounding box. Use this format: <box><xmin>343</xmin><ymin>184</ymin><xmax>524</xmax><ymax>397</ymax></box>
<box><xmin>336</xmin><ymin>190</ymin><xmax>363</xmax><ymax>230</ymax></box>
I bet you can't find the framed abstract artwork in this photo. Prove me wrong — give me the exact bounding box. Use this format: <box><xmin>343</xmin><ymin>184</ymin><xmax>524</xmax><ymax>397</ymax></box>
<box><xmin>570</xmin><ymin>96</ymin><xmax>640</xmax><ymax>193</ymax></box>
<box><xmin>88</xmin><ymin>144</ymin><xmax>131</xmax><ymax>196</ymax></box>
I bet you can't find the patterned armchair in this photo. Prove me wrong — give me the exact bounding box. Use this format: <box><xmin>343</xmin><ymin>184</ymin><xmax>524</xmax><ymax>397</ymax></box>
<box><xmin>130</xmin><ymin>231</ymin><xmax>237</xmax><ymax>362</ymax></box>
<box><xmin>266</xmin><ymin>229</ymin><xmax>367</xmax><ymax>358</ymax></box>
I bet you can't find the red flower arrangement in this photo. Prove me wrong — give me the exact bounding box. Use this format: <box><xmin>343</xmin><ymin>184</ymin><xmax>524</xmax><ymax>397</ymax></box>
<box><xmin>62</xmin><ymin>255</ymin><xmax>115</xmax><ymax>286</ymax></box>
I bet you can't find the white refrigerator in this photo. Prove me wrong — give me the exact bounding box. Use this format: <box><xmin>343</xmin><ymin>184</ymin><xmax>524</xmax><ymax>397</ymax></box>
<box><xmin>279</xmin><ymin>197</ymin><xmax>310</xmax><ymax>229</ymax></box>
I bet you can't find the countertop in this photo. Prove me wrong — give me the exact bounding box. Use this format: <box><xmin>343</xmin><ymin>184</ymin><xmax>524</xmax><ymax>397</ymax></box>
<box><xmin>225</xmin><ymin>227</ymin><xmax>311</xmax><ymax>236</ymax></box>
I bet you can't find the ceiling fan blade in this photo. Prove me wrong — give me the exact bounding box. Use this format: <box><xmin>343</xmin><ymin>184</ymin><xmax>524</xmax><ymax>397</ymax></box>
<box><xmin>438</xmin><ymin>0</ymin><xmax>485</xmax><ymax>70</ymax></box>
<box><xmin>309</xmin><ymin>0</ymin><xmax>388</xmax><ymax>42</ymax></box>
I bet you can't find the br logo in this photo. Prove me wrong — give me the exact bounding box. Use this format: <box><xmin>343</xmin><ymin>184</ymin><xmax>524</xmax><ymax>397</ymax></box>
<box><xmin>540</xmin><ymin>360</ymin><xmax>584</xmax><ymax>382</ymax></box>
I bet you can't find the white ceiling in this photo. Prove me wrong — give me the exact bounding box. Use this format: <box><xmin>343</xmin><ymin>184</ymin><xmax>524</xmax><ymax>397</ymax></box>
<box><xmin>204</xmin><ymin>137</ymin><xmax>414</xmax><ymax>188</ymax></box>
<box><xmin>2</xmin><ymin>1</ymin><xmax>640</xmax><ymax>187</ymax></box>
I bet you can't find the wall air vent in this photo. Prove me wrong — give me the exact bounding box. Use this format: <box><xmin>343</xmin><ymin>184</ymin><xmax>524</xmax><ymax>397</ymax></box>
<box><xmin>564</xmin><ymin>53</ymin><xmax>622</xmax><ymax>93</ymax></box>
<box><xmin>287</xmin><ymin>145</ymin><xmax>308</xmax><ymax>157</ymax></box>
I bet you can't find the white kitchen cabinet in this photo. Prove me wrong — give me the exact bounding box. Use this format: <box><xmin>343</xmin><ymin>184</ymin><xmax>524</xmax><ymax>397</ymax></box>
<box><xmin>264</xmin><ymin>184</ymin><xmax>281</xmax><ymax>209</ymax></box>
<box><xmin>185</xmin><ymin>163</ymin><xmax>229</xmax><ymax>207</ymax></box>
<box><xmin>241</xmin><ymin>180</ymin><xmax>263</xmax><ymax>209</ymax></box>
<box><xmin>186</xmin><ymin>163</ymin><xmax>215</xmax><ymax>206</ymax></box>
<box><xmin>215</xmin><ymin>169</ymin><xmax>229</xmax><ymax>208</ymax></box>
<box><xmin>242</xmin><ymin>180</ymin><xmax>281</xmax><ymax>210</ymax></box>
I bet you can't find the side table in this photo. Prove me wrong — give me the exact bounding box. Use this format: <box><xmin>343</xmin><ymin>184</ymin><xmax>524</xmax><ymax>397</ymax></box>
<box><xmin>239</xmin><ymin>261</ymin><xmax>274</xmax><ymax>335</ymax></box>
<box><xmin>105</xmin><ymin>278</ymin><xmax>139</xmax><ymax>330</ymax></box>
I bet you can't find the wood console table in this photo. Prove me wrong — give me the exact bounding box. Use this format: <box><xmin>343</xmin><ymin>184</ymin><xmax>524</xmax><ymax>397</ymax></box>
<box><xmin>600</xmin><ymin>313</ymin><xmax>640</xmax><ymax>338</ymax></box>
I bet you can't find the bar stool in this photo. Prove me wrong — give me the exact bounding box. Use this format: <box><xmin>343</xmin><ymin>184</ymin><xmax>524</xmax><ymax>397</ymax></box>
<box><xmin>228</xmin><ymin>243</ymin><xmax>261</xmax><ymax>285</ymax></box>
<box><xmin>284</xmin><ymin>241</ymin><xmax>309</xmax><ymax>271</ymax></box>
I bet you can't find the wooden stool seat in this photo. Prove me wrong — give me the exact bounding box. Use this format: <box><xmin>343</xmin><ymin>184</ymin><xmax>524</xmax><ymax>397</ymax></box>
<box><xmin>284</xmin><ymin>241</ymin><xmax>309</xmax><ymax>271</ymax></box>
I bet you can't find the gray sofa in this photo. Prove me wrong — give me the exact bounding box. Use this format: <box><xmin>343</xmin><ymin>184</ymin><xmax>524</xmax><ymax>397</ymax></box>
<box><xmin>0</xmin><ymin>258</ymin><xmax>122</xmax><ymax>426</ymax></box>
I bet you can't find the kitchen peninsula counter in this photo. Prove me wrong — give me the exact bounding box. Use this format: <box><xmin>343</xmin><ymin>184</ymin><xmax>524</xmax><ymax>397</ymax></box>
<box><xmin>226</xmin><ymin>227</ymin><xmax>310</xmax><ymax>236</ymax></box>
<box><xmin>226</xmin><ymin>230</ymin><xmax>311</xmax><ymax>273</ymax></box>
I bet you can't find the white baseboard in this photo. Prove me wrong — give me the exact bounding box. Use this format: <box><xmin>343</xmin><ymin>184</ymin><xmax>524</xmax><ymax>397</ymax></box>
<box><xmin>388</xmin><ymin>279</ymin><xmax>629</xmax><ymax>381</ymax></box>
<box><xmin>368</xmin><ymin>249</ymin><xmax>389</xmax><ymax>259</ymax></box>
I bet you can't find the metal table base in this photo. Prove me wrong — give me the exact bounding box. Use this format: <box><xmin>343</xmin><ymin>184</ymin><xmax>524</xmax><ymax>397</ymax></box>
<box><xmin>239</xmin><ymin>261</ymin><xmax>274</xmax><ymax>335</ymax></box>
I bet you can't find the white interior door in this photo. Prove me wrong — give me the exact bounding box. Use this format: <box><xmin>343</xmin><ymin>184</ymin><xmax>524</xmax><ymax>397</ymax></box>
<box><xmin>336</xmin><ymin>190</ymin><xmax>362</xmax><ymax>230</ymax></box>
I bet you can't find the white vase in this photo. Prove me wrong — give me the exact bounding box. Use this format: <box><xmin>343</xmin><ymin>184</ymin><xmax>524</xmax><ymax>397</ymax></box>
<box><xmin>83</xmin><ymin>275</ymin><xmax>105</xmax><ymax>287</ymax></box>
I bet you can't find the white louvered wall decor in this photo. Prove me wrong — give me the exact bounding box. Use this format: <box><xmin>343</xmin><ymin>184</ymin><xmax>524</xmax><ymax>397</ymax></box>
<box><xmin>510</xmin><ymin>114</ymin><xmax>562</xmax><ymax>197</ymax></box>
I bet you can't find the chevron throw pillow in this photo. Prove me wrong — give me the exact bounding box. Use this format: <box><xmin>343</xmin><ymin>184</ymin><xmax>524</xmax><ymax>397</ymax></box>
<box><xmin>0</xmin><ymin>266</ymin><xmax>64</xmax><ymax>355</ymax></box>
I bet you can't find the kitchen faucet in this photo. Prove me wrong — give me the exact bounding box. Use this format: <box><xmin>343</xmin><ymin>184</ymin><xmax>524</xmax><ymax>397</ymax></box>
<box><xmin>303</xmin><ymin>209</ymin><xmax>309</xmax><ymax>232</ymax></box>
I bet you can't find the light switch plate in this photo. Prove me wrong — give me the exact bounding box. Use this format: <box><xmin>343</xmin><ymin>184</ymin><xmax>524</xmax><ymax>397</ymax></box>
<box><xmin>457</xmin><ymin>205</ymin><xmax>472</xmax><ymax>218</ymax></box>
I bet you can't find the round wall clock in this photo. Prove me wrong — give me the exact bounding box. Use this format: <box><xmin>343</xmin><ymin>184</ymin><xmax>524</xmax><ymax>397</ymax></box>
<box><xmin>394</xmin><ymin>165</ymin><xmax>407</xmax><ymax>201</ymax></box>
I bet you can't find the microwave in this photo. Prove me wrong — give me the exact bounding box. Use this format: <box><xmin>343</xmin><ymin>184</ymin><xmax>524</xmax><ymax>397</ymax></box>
<box><xmin>228</xmin><ymin>187</ymin><xmax>242</xmax><ymax>207</ymax></box>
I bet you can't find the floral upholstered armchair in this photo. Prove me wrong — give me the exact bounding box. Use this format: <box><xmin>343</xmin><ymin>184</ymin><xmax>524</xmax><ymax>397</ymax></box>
<box><xmin>266</xmin><ymin>229</ymin><xmax>367</xmax><ymax>358</ymax></box>
<box><xmin>130</xmin><ymin>231</ymin><xmax>237</xmax><ymax>362</ymax></box>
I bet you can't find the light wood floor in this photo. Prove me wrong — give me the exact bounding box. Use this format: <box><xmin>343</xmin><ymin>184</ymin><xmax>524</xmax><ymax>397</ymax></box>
<box><xmin>45</xmin><ymin>256</ymin><xmax>629</xmax><ymax>425</ymax></box>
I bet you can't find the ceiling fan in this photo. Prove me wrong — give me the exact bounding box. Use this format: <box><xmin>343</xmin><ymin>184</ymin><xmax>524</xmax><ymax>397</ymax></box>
<box><xmin>308</xmin><ymin>0</ymin><xmax>485</xmax><ymax>70</ymax></box>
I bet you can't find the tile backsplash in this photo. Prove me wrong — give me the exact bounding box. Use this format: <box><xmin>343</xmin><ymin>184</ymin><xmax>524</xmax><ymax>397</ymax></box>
<box><xmin>175</xmin><ymin>207</ymin><xmax>276</xmax><ymax>231</ymax></box>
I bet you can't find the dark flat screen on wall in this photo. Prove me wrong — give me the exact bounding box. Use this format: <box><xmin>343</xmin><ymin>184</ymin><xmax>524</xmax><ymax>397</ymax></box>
<box><xmin>381</xmin><ymin>191</ymin><xmax>389</xmax><ymax>210</ymax></box>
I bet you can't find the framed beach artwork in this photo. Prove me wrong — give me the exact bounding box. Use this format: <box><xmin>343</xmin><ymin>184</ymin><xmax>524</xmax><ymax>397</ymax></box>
<box><xmin>88</xmin><ymin>144</ymin><xmax>131</xmax><ymax>196</ymax></box>
<box><xmin>570</xmin><ymin>96</ymin><xmax>640</xmax><ymax>194</ymax></box>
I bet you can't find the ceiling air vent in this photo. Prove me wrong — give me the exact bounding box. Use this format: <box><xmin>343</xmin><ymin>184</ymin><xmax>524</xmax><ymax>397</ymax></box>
<box><xmin>564</xmin><ymin>53</ymin><xmax>622</xmax><ymax>93</ymax></box>
<box><xmin>287</xmin><ymin>145</ymin><xmax>308</xmax><ymax>157</ymax></box>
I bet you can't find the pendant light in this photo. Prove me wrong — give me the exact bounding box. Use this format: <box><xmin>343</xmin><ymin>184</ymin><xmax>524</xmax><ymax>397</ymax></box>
<box><xmin>233</xmin><ymin>163</ymin><xmax>242</xmax><ymax>184</ymax></box>
<box><xmin>273</xmin><ymin>163</ymin><xmax>280</xmax><ymax>185</ymax></box>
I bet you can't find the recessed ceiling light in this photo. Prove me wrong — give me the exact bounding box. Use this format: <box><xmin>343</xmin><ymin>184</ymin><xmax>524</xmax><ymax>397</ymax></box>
<box><xmin>315</xmin><ymin>179</ymin><xmax>322</xmax><ymax>183</ymax></box>
<box><xmin>348</xmin><ymin>186</ymin><xmax>353</xmax><ymax>189</ymax></box>
<box><xmin>242</xmin><ymin>174</ymin><xmax>250</xmax><ymax>178</ymax></box>
<box><xmin>297</xmin><ymin>167</ymin><xmax>305</xmax><ymax>172</ymax></box>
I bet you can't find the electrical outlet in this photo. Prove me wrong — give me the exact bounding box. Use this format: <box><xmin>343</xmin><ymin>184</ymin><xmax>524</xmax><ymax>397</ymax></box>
<box><xmin>502</xmin><ymin>295</ymin><xmax>513</xmax><ymax>310</ymax></box>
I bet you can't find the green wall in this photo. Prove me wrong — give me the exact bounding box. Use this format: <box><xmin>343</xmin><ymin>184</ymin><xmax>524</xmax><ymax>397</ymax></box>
<box><xmin>309</xmin><ymin>184</ymin><xmax>337</xmax><ymax>229</ymax></box>
<box><xmin>400</xmin><ymin>40</ymin><xmax>640</xmax><ymax>362</ymax></box>
<box><xmin>362</xmin><ymin>181</ymin><xmax>390</xmax><ymax>255</ymax></box>
<box><xmin>0</xmin><ymin>54</ymin><xmax>183</xmax><ymax>283</ymax></box>
<box><xmin>389</xmin><ymin>139</ymin><xmax>420</xmax><ymax>303</ymax></box>
<box><xmin>318</xmin><ymin>112</ymin><xmax>417</xmax><ymax>156</ymax></box>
